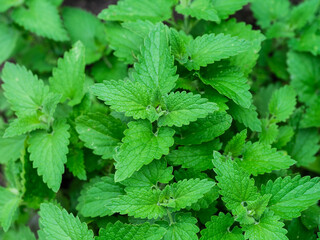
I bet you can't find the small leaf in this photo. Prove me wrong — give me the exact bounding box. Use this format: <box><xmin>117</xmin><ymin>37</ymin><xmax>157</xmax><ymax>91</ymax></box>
<box><xmin>39</xmin><ymin>203</ymin><xmax>94</xmax><ymax>240</ymax></box>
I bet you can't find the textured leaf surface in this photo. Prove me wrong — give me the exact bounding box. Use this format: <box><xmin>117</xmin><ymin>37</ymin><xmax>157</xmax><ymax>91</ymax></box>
<box><xmin>0</xmin><ymin>187</ymin><xmax>20</xmax><ymax>232</ymax></box>
<box><xmin>28</xmin><ymin>121</ymin><xmax>70</xmax><ymax>192</ymax></box>
<box><xmin>288</xmin><ymin>129</ymin><xmax>320</xmax><ymax>167</ymax></box>
<box><xmin>76</xmin><ymin>113</ymin><xmax>126</xmax><ymax>159</ymax></box>
<box><xmin>132</xmin><ymin>23</ymin><xmax>178</xmax><ymax>95</ymax></box>
<box><xmin>66</xmin><ymin>148</ymin><xmax>86</xmax><ymax>180</ymax></box>
<box><xmin>166</xmin><ymin>140</ymin><xmax>222</xmax><ymax>171</ymax></box>
<box><xmin>0</xmin><ymin>135</ymin><xmax>25</xmax><ymax>164</ymax></box>
<box><xmin>39</xmin><ymin>203</ymin><xmax>94</xmax><ymax>240</ymax></box>
<box><xmin>228</xmin><ymin>102</ymin><xmax>262</xmax><ymax>132</ymax></box>
<box><xmin>239</xmin><ymin>142</ymin><xmax>296</xmax><ymax>175</ymax></box>
<box><xmin>97</xmin><ymin>221</ymin><xmax>166</xmax><ymax>240</ymax></box>
<box><xmin>261</xmin><ymin>175</ymin><xmax>320</xmax><ymax>220</ymax></box>
<box><xmin>122</xmin><ymin>159</ymin><xmax>173</xmax><ymax>191</ymax></box>
<box><xmin>4</xmin><ymin>114</ymin><xmax>47</xmax><ymax>138</ymax></box>
<box><xmin>0</xmin><ymin>23</ymin><xmax>19</xmax><ymax>64</ymax></box>
<box><xmin>302</xmin><ymin>99</ymin><xmax>320</xmax><ymax>128</ymax></box>
<box><xmin>0</xmin><ymin>225</ymin><xmax>36</xmax><ymax>240</ymax></box>
<box><xmin>91</xmin><ymin>80</ymin><xmax>157</xmax><ymax>121</ymax></box>
<box><xmin>175</xmin><ymin>111</ymin><xmax>232</xmax><ymax>145</ymax></box>
<box><xmin>158</xmin><ymin>91</ymin><xmax>218</xmax><ymax>127</ymax></box>
<box><xmin>176</xmin><ymin>0</ymin><xmax>220</xmax><ymax>22</ymax></box>
<box><xmin>12</xmin><ymin>0</ymin><xmax>68</xmax><ymax>41</ymax></box>
<box><xmin>115</xmin><ymin>120</ymin><xmax>175</xmax><ymax>182</ymax></box>
<box><xmin>251</xmin><ymin>0</ymin><xmax>290</xmax><ymax>29</ymax></box>
<box><xmin>287</xmin><ymin>51</ymin><xmax>320</xmax><ymax>105</ymax></box>
<box><xmin>185</xmin><ymin>33</ymin><xmax>250</xmax><ymax>70</ymax></box>
<box><xmin>98</xmin><ymin>0</ymin><xmax>173</xmax><ymax>22</ymax></box>
<box><xmin>210</xmin><ymin>19</ymin><xmax>265</xmax><ymax>75</ymax></box>
<box><xmin>106</xmin><ymin>188</ymin><xmax>167</xmax><ymax>219</ymax></box>
<box><xmin>164</xmin><ymin>178</ymin><xmax>215</xmax><ymax>211</ymax></box>
<box><xmin>268</xmin><ymin>85</ymin><xmax>296</xmax><ymax>123</ymax></box>
<box><xmin>1</xmin><ymin>62</ymin><xmax>49</xmax><ymax>116</ymax></box>
<box><xmin>243</xmin><ymin>210</ymin><xmax>288</xmax><ymax>240</ymax></box>
<box><xmin>213</xmin><ymin>0</ymin><xmax>250</xmax><ymax>19</ymax></box>
<box><xmin>199</xmin><ymin>63</ymin><xmax>252</xmax><ymax>108</ymax></box>
<box><xmin>62</xmin><ymin>7</ymin><xmax>107</xmax><ymax>64</ymax></box>
<box><xmin>224</xmin><ymin>129</ymin><xmax>247</xmax><ymax>157</ymax></box>
<box><xmin>159</xmin><ymin>213</ymin><xmax>199</xmax><ymax>240</ymax></box>
<box><xmin>77</xmin><ymin>176</ymin><xmax>125</xmax><ymax>217</ymax></box>
<box><xmin>213</xmin><ymin>152</ymin><xmax>259</xmax><ymax>212</ymax></box>
<box><xmin>200</xmin><ymin>213</ymin><xmax>244</xmax><ymax>240</ymax></box>
<box><xmin>49</xmin><ymin>41</ymin><xmax>86</xmax><ymax>106</ymax></box>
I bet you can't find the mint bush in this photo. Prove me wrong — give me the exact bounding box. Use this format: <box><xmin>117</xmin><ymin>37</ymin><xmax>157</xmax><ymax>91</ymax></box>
<box><xmin>0</xmin><ymin>0</ymin><xmax>319</xmax><ymax>239</ymax></box>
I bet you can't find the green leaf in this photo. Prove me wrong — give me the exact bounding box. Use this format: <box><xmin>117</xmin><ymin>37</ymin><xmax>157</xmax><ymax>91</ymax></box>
<box><xmin>251</xmin><ymin>0</ymin><xmax>291</xmax><ymax>29</ymax></box>
<box><xmin>77</xmin><ymin>176</ymin><xmax>125</xmax><ymax>217</ymax></box>
<box><xmin>0</xmin><ymin>0</ymin><xmax>23</xmax><ymax>12</ymax></box>
<box><xmin>210</xmin><ymin>19</ymin><xmax>266</xmax><ymax>75</ymax></box>
<box><xmin>122</xmin><ymin>159</ymin><xmax>174</xmax><ymax>191</ymax></box>
<box><xmin>166</xmin><ymin>139</ymin><xmax>222</xmax><ymax>171</ymax></box>
<box><xmin>39</xmin><ymin>203</ymin><xmax>94</xmax><ymax>240</ymax></box>
<box><xmin>228</xmin><ymin>102</ymin><xmax>262</xmax><ymax>132</ymax></box>
<box><xmin>132</xmin><ymin>23</ymin><xmax>178</xmax><ymax>95</ymax></box>
<box><xmin>0</xmin><ymin>187</ymin><xmax>20</xmax><ymax>232</ymax></box>
<box><xmin>287</xmin><ymin>218</ymin><xmax>317</xmax><ymax>240</ymax></box>
<box><xmin>0</xmin><ymin>135</ymin><xmax>25</xmax><ymax>164</ymax></box>
<box><xmin>176</xmin><ymin>0</ymin><xmax>220</xmax><ymax>22</ymax></box>
<box><xmin>301</xmin><ymin>205</ymin><xmax>320</xmax><ymax>230</ymax></box>
<box><xmin>198</xmin><ymin>62</ymin><xmax>252</xmax><ymax>108</ymax></box>
<box><xmin>105</xmin><ymin>22</ymin><xmax>153</xmax><ymax>64</ymax></box>
<box><xmin>224</xmin><ymin>129</ymin><xmax>247</xmax><ymax>157</ymax></box>
<box><xmin>106</xmin><ymin>188</ymin><xmax>167</xmax><ymax>219</ymax></box>
<box><xmin>0</xmin><ymin>23</ymin><xmax>19</xmax><ymax>64</ymax></box>
<box><xmin>97</xmin><ymin>221</ymin><xmax>166</xmax><ymax>240</ymax></box>
<box><xmin>242</xmin><ymin>210</ymin><xmax>288</xmax><ymax>240</ymax></box>
<box><xmin>11</xmin><ymin>0</ymin><xmax>69</xmax><ymax>41</ymax></box>
<box><xmin>169</xmin><ymin>28</ymin><xmax>192</xmax><ymax>64</ymax></box>
<box><xmin>49</xmin><ymin>41</ymin><xmax>85</xmax><ymax>106</ymax></box>
<box><xmin>164</xmin><ymin>178</ymin><xmax>215</xmax><ymax>211</ymax></box>
<box><xmin>213</xmin><ymin>152</ymin><xmax>259</xmax><ymax>213</ymax></box>
<box><xmin>268</xmin><ymin>85</ymin><xmax>296</xmax><ymax>123</ymax></box>
<box><xmin>91</xmin><ymin>80</ymin><xmax>157</xmax><ymax>122</ymax></box>
<box><xmin>62</xmin><ymin>7</ymin><xmax>107</xmax><ymax>64</ymax></box>
<box><xmin>4</xmin><ymin>114</ymin><xmax>47</xmax><ymax>138</ymax></box>
<box><xmin>200</xmin><ymin>213</ymin><xmax>244</xmax><ymax>240</ymax></box>
<box><xmin>1</xmin><ymin>62</ymin><xmax>49</xmax><ymax>117</ymax></box>
<box><xmin>1</xmin><ymin>225</ymin><xmax>36</xmax><ymax>240</ymax></box>
<box><xmin>287</xmin><ymin>0</ymin><xmax>320</xmax><ymax>30</ymax></box>
<box><xmin>115</xmin><ymin>120</ymin><xmax>175</xmax><ymax>182</ymax></box>
<box><xmin>184</xmin><ymin>33</ymin><xmax>250</xmax><ymax>70</ymax></box>
<box><xmin>273</xmin><ymin>126</ymin><xmax>294</xmax><ymax>149</ymax></box>
<box><xmin>159</xmin><ymin>213</ymin><xmax>199</xmax><ymax>240</ymax></box>
<box><xmin>239</xmin><ymin>142</ymin><xmax>296</xmax><ymax>175</ymax></box>
<box><xmin>287</xmin><ymin>51</ymin><xmax>320</xmax><ymax>105</ymax></box>
<box><xmin>287</xmin><ymin>128</ymin><xmax>320</xmax><ymax>167</ymax></box>
<box><xmin>98</xmin><ymin>0</ymin><xmax>174</xmax><ymax>22</ymax></box>
<box><xmin>259</xmin><ymin>119</ymin><xmax>279</xmax><ymax>145</ymax></box>
<box><xmin>21</xmin><ymin>153</ymin><xmax>55</xmax><ymax>209</ymax></box>
<box><xmin>302</xmin><ymin>99</ymin><xmax>320</xmax><ymax>128</ymax></box>
<box><xmin>76</xmin><ymin>113</ymin><xmax>126</xmax><ymax>159</ymax></box>
<box><xmin>66</xmin><ymin>148</ymin><xmax>86</xmax><ymax>180</ymax></box>
<box><xmin>158</xmin><ymin>91</ymin><xmax>218</xmax><ymax>127</ymax></box>
<box><xmin>261</xmin><ymin>176</ymin><xmax>320</xmax><ymax>220</ymax></box>
<box><xmin>213</xmin><ymin>0</ymin><xmax>250</xmax><ymax>19</ymax></box>
<box><xmin>175</xmin><ymin>111</ymin><xmax>232</xmax><ymax>145</ymax></box>
<box><xmin>28</xmin><ymin>121</ymin><xmax>70</xmax><ymax>192</ymax></box>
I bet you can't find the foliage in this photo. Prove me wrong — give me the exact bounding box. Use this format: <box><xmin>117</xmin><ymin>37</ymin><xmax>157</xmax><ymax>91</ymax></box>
<box><xmin>0</xmin><ymin>0</ymin><xmax>319</xmax><ymax>239</ymax></box>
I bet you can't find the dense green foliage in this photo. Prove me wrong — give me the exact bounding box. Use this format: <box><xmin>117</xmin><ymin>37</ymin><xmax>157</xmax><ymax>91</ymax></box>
<box><xmin>0</xmin><ymin>0</ymin><xmax>319</xmax><ymax>239</ymax></box>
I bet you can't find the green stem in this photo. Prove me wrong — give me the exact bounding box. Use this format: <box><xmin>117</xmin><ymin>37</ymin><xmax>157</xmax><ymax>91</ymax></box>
<box><xmin>167</xmin><ymin>209</ymin><xmax>174</xmax><ymax>225</ymax></box>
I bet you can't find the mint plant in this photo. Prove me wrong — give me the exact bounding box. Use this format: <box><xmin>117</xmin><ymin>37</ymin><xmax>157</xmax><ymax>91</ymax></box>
<box><xmin>0</xmin><ymin>0</ymin><xmax>319</xmax><ymax>239</ymax></box>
